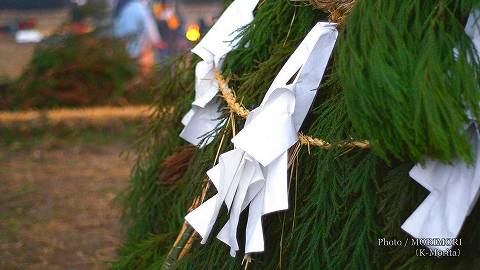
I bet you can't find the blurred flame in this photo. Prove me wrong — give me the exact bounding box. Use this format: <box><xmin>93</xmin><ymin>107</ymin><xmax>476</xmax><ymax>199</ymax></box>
<box><xmin>167</xmin><ymin>16</ymin><xmax>180</xmax><ymax>30</ymax></box>
<box><xmin>153</xmin><ymin>3</ymin><xmax>164</xmax><ymax>19</ymax></box>
<box><xmin>153</xmin><ymin>3</ymin><xmax>180</xmax><ymax>30</ymax></box>
<box><xmin>186</xmin><ymin>24</ymin><xmax>201</xmax><ymax>42</ymax></box>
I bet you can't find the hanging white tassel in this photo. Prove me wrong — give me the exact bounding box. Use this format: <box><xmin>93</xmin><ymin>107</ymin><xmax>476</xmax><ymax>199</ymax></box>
<box><xmin>180</xmin><ymin>0</ymin><xmax>260</xmax><ymax>147</ymax></box>
<box><xmin>402</xmin><ymin>125</ymin><xmax>480</xmax><ymax>252</ymax></box>
<box><xmin>185</xmin><ymin>22</ymin><xmax>338</xmax><ymax>256</ymax></box>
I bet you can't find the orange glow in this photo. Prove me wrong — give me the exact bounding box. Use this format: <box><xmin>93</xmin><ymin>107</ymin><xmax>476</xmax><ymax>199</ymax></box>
<box><xmin>167</xmin><ymin>16</ymin><xmax>180</xmax><ymax>30</ymax></box>
<box><xmin>153</xmin><ymin>3</ymin><xmax>164</xmax><ymax>19</ymax></box>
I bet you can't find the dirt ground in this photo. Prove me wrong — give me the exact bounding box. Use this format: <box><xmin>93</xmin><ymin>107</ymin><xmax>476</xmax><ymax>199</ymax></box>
<box><xmin>0</xmin><ymin>141</ymin><xmax>135</xmax><ymax>270</ymax></box>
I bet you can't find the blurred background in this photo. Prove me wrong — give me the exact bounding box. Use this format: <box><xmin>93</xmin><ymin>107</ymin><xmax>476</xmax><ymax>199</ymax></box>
<box><xmin>0</xmin><ymin>0</ymin><xmax>220</xmax><ymax>269</ymax></box>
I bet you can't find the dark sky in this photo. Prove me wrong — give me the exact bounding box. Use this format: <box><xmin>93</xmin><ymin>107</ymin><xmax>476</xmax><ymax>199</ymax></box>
<box><xmin>0</xmin><ymin>0</ymin><xmax>68</xmax><ymax>9</ymax></box>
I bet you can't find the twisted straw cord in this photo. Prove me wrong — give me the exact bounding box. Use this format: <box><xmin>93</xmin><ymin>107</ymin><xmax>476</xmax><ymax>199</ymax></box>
<box><xmin>215</xmin><ymin>71</ymin><xmax>250</xmax><ymax>119</ymax></box>
<box><xmin>213</xmin><ymin>69</ymin><xmax>370</xmax><ymax>150</ymax></box>
<box><xmin>289</xmin><ymin>0</ymin><xmax>355</xmax><ymax>24</ymax></box>
<box><xmin>309</xmin><ymin>0</ymin><xmax>355</xmax><ymax>24</ymax></box>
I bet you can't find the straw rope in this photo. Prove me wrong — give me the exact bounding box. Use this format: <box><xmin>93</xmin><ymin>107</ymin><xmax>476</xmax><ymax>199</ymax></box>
<box><xmin>312</xmin><ymin>0</ymin><xmax>355</xmax><ymax>24</ymax></box>
<box><xmin>214</xmin><ymin>69</ymin><xmax>370</xmax><ymax>150</ymax></box>
<box><xmin>291</xmin><ymin>0</ymin><xmax>355</xmax><ymax>24</ymax></box>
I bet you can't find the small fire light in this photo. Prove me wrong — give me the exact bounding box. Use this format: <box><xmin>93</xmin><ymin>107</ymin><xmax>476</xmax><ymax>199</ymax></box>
<box><xmin>185</xmin><ymin>24</ymin><xmax>201</xmax><ymax>42</ymax></box>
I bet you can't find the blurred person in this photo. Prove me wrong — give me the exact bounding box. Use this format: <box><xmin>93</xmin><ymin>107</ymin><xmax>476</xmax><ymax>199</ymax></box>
<box><xmin>113</xmin><ymin>0</ymin><xmax>164</xmax><ymax>74</ymax></box>
<box><xmin>153</xmin><ymin>1</ymin><xmax>185</xmax><ymax>60</ymax></box>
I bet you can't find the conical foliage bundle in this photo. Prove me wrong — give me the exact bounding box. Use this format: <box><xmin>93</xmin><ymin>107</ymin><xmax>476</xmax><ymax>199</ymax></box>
<box><xmin>337</xmin><ymin>0</ymin><xmax>480</xmax><ymax>163</ymax></box>
<box><xmin>3</xmin><ymin>34</ymin><xmax>139</xmax><ymax>110</ymax></box>
<box><xmin>112</xmin><ymin>0</ymin><xmax>480</xmax><ymax>269</ymax></box>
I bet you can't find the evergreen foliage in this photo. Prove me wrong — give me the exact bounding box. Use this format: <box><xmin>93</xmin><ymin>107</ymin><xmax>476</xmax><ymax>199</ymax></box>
<box><xmin>337</xmin><ymin>0</ymin><xmax>480</xmax><ymax>163</ymax></box>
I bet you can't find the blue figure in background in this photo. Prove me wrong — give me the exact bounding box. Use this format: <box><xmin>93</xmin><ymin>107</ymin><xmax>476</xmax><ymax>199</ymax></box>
<box><xmin>114</xmin><ymin>0</ymin><xmax>163</xmax><ymax>74</ymax></box>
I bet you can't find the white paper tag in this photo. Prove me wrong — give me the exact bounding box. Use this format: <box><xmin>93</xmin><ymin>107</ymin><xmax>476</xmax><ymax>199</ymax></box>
<box><xmin>185</xmin><ymin>22</ymin><xmax>338</xmax><ymax>256</ymax></box>
<box><xmin>232</xmin><ymin>22</ymin><xmax>338</xmax><ymax>166</ymax></box>
<box><xmin>402</xmin><ymin>125</ymin><xmax>480</xmax><ymax>251</ymax></box>
<box><xmin>180</xmin><ymin>0</ymin><xmax>260</xmax><ymax>147</ymax></box>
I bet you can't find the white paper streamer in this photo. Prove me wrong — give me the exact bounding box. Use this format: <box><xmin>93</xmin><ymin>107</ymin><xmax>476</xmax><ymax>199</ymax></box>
<box><xmin>402</xmin><ymin>10</ymin><xmax>480</xmax><ymax>252</ymax></box>
<box><xmin>185</xmin><ymin>22</ymin><xmax>338</xmax><ymax>256</ymax></box>
<box><xmin>402</xmin><ymin>125</ymin><xmax>480</xmax><ymax>251</ymax></box>
<box><xmin>180</xmin><ymin>0</ymin><xmax>259</xmax><ymax>147</ymax></box>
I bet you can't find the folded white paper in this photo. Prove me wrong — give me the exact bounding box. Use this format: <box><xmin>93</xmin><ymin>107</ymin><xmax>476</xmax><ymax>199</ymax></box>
<box><xmin>180</xmin><ymin>99</ymin><xmax>223</xmax><ymax>147</ymax></box>
<box><xmin>185</xmin><ymin>22</ymin><xmax>338</xmax><ymax>256</ymax></box>
<box><xmin>402</xmin><ymin>125</ymin><xmax>480</xmax><ymax>251</ymax></box>
<box><xmin>465</xmin><ymin>9</ymin><xmax>480</xmax><ymax>57</ymax></box>
<box><xmin>180</xmin><ymin>0</ymin><xmax>260</xmax><ymax>147</ymax></box>
<box><xmin>232</xmin><ymin>22</ymin><xmax>337</xmax><ymax>165</ymax></box>
<box><xmin>402</xmin><ymin>10</ymin><xmax>480</xmax><ymax>253</ymax></box>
